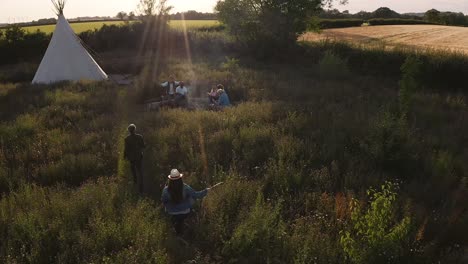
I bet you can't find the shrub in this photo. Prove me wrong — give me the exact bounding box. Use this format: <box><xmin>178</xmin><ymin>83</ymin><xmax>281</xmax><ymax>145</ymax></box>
<box><xmin>361</xmin><ymin>111</ymin><xmax>421</xmax><ymax>177</ymax></box>
<box><xmin>399</xmin><ymin>55</ymin><xmax>423</xmax><ymax>117</ymax></box>
<box><xmin>340</xmin><ymin>182</ymin><xmax>413</xmax><ymax>264</ymax></box>
<box><xmin>222</xmin><ymin>194</ymin><xmax>291</xmax><ymax>262</ymax></box>
<box><xmin>197</xmin><ymin>178</ymin><xmax>260</xmax><ymax>249</ymax></box>
<box><xmin>318</xmin><ymin>51</ymin><xmax>350</xmax><ymax>80</ymax></box>
<box><xmin>292</xmin><ymin>216</ymin><xmax>344</xmax><ymax>263</ymax></box>
<box><xmin>233</xmin><ymin>125</ymin><xmax>276</xmax><ymax>172</ymax></box>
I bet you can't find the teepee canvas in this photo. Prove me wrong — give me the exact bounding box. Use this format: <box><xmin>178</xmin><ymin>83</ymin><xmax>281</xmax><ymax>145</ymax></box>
<box><xmin>32</xmin><ymin>0</ymin><xmax>107</xmax><ymax>84</ymax></box>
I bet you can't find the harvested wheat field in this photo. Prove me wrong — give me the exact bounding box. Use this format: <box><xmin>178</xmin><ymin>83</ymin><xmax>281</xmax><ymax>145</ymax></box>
<box><xmin>301</xmin><ymin>25</ymin><xmax>468</xmax><ymax>54</ymax></box>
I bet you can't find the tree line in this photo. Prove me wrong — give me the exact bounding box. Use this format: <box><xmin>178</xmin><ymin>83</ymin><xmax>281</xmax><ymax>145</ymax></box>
<box><xmin>320</xmin><ymin>7</ymin><xmax>468</xmax><ymax>26</ymax></box>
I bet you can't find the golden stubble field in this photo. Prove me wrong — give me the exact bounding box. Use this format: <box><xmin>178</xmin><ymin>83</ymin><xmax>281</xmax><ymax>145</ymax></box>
<box><xmin>301</xmin><ymin>25</ymin><xmax>468</xmax><ymax>54</ymax></box>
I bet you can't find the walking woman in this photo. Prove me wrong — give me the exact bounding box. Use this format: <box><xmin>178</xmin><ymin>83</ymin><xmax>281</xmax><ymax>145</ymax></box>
<box><xmin>161</xmin><ymin>169</ymin><xmax>209</xmax><ymax>235</ymax></box>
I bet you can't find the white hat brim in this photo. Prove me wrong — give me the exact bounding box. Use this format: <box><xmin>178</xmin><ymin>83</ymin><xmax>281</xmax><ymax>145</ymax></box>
<box><xmin>168</xmin><ymin>174</ymin><xmax>183</xmax><ymax>180</ymax></box>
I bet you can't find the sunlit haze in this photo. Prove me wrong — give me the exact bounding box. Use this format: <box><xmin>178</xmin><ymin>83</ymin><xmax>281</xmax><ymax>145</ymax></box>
<box><xmin>1</xmin><ymin>0</ymin><xmax>468</xmax><ymax>23</ymax></box>
<box><xmin>0</xmin><ymin>0</ymin><xmax>218</xmax><ymax>23</ymax></box>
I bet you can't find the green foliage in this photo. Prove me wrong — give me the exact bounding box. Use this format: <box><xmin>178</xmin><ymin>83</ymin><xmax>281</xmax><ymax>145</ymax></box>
<box><xmin>340</xmin><ymin>182</ymin><xmax>413</xmax><ymax>263</ymax></box>
<box><xmin>292</xmin><ymin>215</ymin><xmax>344</xmax><ymax>263</ymax></box>
<box><xmin>362</xmin><ymin>111</ymin><xmax>421</xmax><ymax>177</ymax></box>
<box><xmin>197</xmin><ymin>178</ymin><xmax>260</xmax><ymax>249</ymax></box>
<box><xmin>399</xmin><ymin>56</ymin><xmax>422</xmax><ymax>117</ymax></box>
<box><xmin>318</xmin><ymin>51</ymin><xmax>350</xmax><ymax>79</ymax></box>
<box><xmin>0</xmin><ymin>25</ymin><xmax>49</xmax><ymax>66</ymax></box>
<box><xmin>222</xmin><ymin>194</ymin><xmax>290</xmax><ymax>263</ymax></box>
<box><xmin>216</xmin><ymin>0</ymin><xmax>324</xmax><ymax>54</ymax></box>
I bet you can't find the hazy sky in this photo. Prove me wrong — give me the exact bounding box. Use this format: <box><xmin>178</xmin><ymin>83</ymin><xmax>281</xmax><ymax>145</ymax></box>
<box><xmin>1</xmin><ymin>0</ymin><xmax>467</xmax><ymax>24</ymax></box>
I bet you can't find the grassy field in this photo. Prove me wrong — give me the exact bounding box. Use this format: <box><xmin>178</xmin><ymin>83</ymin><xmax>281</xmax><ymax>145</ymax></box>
<box><xmin>301</xmin><ymin>25</ymin><xmax>468</xmax><ymax>54</ymax></box>
<box><xmin>18</xmin><ymin>20</ymin><xmax>220</xmax><ymax>34</ymax></box>
<box><xmin>1</xmin><ymin>54</ymin><xmax>467</xmax><ymax>262</ymax></box>
<box><xmin>1</xmin><ymin>20</ymin><xmax>468</xmax><ymax>263</ymax></box>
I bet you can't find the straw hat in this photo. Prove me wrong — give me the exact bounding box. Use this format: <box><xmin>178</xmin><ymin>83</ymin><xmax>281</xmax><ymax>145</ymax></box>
<box><xmin>168</xmin><ymin>169</ymin><xmax>183</xmax><ymax>180</ymax></box>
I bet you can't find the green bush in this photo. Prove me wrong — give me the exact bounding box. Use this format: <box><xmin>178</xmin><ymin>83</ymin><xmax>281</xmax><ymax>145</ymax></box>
<box><xmin>197</xmin><ymin>178</ymin><xmax>260</xmax><ymax>250</ymax></box>
<box><xmin>340</xmin><ymin>182</ymin><xmax>413</xmax><ymax>263</ymax></box>
<box><xmin>399</xmin><ymin>55</ymin><xmax>423</xmax><ymax>117</ymax></box>
<box><xmin>362</xmin><ymin>111</ymin><xmax>421</xmax><ymax>177</ymax></box>
<box><xmin>222</xmin><ymin>194</ymin><xmax>290</xmax><ymax>263</ymax></box>
<box><xmin>318</xmin><ymin>51</ymin><xmax>350</xmax><ymax>80</ymax></box>
<box><xmin>292</xmin><ymin>216</ymin><xmax>344</xmax><ymax>263</ymax></box>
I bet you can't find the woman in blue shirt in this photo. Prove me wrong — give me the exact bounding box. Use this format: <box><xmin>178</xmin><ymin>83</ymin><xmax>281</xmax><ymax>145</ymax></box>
<box><xmin>216</xmin><ymin>85</ymin><xmax>231</xmax><ymax>108</ymax></box>
<box><xmin>161</xmin><ymin>169</ymin><xmax>209</xmax><ymax>235</ymax></box>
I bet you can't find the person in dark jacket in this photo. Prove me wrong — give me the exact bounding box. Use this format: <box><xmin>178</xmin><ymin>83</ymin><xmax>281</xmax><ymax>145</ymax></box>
<box><xmin>124</xmin><ymin>124</ymin><xmax>145</xmax><ymax>193</ymax></box>
<box><xmin>161</xmin><ymin>75</ymin><xmax>179</xmax><ymax>99</ymax></box>
<box><xmin>161</xmin><ymin>169</ymin><xmax>209</xmax><ymax>235</ymax></box>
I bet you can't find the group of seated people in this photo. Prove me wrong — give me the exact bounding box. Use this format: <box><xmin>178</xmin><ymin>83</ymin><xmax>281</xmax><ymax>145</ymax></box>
<box><xmin>160</xmin><ymin>75</ymin><xmax>231</xmax><ymax>110</ymax></box>
<box><xmin>160</xmin><ymin>76</ymin><xmax>189</xmax><ymax>107</ymax></box>
<box><xmin>207</xmin><ymin>84</ymin><xmax>231</xmax><ymax>110</ymax></box>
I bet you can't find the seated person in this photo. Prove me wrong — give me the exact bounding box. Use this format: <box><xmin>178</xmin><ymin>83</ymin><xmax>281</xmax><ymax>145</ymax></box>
<box><xmin>216</xmin><ymin>85</ymin><xmax>231</xmax><ymax>108</ymax></box>
<box><xmin>161</xmin><ymin>75</ymin><xmax>180</xmax><ymax>99</ymax></box>
<box><xmin>207</xmin><ymin>85</ymin><xmax>219</xmax><ymax>104</ymax></box>
<box><xmin>175</xmin><ymin>81</ymin><xmax>189</xmax><ymax>107</ymax></box>
<box><xmin>210</xmin><ymin>85</ymin><xmax>231</xmax><ymax>111</ymax></box>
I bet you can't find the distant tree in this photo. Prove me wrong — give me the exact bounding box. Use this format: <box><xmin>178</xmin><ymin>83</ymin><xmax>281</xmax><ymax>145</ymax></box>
<box><xmin>426</xmin><ymin>10</ymin><xmax>467</xmax><ymax>26</ymax></box>
<box><xmin>128</xmin><ymin>12</ymin><xmax>136</xmax><ymax>21</ymax></box>
<box><xmin>372</xmin><ymin>7</ymin><xmax>400</xmax><ymax>19</ymax></box>
<box><xmin>355</xmin><ymin>10</ymin><xmax>371</xmax><ymax>19</ymax></box>
<box><xmin>441</xmin><ymin>12</ymin><xmax>466</xmax><ymax>26</ymax></box>
<box><xmin>137</xmin><ymin>0</ymin><xmax>172</xmax><ymax>19</ymax></box>
<box><xmin>36</xmin><ymin>18</ymin><xmax>57</xmax><ymax>25</ymax></box>
<box><xmin>170</xmin><ymin>11</ymin><xmax>217</xmax><ymax>20</ymax></box>
<box><xmin>424</xmin><ymin>9</ymin><xmax>441</xmax><ymax>23</ymax></box>
<box><xmin>216</xmin><ymin>0</ymin><xmax>347</xmax><ymax>54</ymax></box>
<box><xmin>117</xmin><ymin>11</ymin><xmax>127</xmax><ymax>20</ymax></box>
<box><xmin>4</xmin><ymin>25</ymin><xmax>26</xmax><ymax>43</ymax></box>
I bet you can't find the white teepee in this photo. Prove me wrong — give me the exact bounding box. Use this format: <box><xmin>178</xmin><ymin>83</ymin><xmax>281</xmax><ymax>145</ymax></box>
<box><xmin>32</xmin><ymin>0</ymin><xmax>107</xmax><ymax>84</ymax></box>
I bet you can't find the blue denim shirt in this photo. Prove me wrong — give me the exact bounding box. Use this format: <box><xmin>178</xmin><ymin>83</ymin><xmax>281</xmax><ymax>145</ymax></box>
<box><xmin>161</xmin><ymin>184</ymin><xmax>208</xmax><ymax>215</ymax></box>
<box><xmin>218</xmin><ymin>92</ymin><xmax>231</xmax><ymax>107</ymax></box>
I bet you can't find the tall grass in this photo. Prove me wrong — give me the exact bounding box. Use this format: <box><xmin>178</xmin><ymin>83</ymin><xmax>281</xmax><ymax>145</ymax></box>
<box><xmin>0</xmin><ymin>49</ymin><xmax>467</xmax><ymax>262</ymax></box>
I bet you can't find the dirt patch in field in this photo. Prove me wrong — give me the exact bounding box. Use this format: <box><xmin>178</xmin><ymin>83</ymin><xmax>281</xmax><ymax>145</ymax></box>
<box><xmin>301</xmin><ymin>25</ymin><xmax>468</xmax><ymax>54</ymax></box>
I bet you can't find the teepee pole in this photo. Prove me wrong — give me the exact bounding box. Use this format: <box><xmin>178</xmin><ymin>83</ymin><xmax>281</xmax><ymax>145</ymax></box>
<box><xmin>52</xmin><ymin>0</ymin><xmax>67</xmax><ymax>15</ymax></box>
